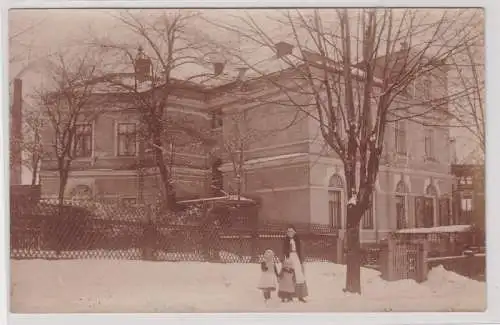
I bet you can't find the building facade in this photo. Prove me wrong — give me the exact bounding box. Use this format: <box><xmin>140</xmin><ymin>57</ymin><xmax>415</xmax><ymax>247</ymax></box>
<box><xmin>451</xmin><ymin>163</ymin><xmax>485</xmax><ymax>230</ymax></box>
<box><xmin>39</xmin><ymin>79</ymin><xmax>214</xmax><ymax>205</ymax></box>
<box><xmin>39</xmin><ymin>50</ymin><xmax>456</xmax><ymax>244</ymax></box>
<box><xmin>213</xmin><ymin>70</ymin><xmax>455</xmax><ymax>243</ymax></box>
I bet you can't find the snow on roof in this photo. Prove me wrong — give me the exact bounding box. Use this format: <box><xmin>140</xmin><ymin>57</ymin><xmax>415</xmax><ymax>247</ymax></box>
<box><xmin>396</xmin><ymin>225</ymin><xmax>473</xmax><ymax>234</ymax></box>
<box><xmin>244</xmin><ymin>152</ymin><xmax>308</xmax><ymax>165</ymax></box>
<box><xmin>177</xmin><ymin>195</ymin><xmax>255</xmax><ymax>205</ymax></box>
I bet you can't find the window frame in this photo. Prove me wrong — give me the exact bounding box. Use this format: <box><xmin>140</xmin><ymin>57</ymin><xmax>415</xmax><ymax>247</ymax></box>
<box><xmin>328</xmin><ymin>174</ymin><xmax>344</xmax><ymax>229</ymax></box>
<box><xmin>395</xmin><ymin>194</ymin><xmax>407</xmax><ymax>229</ymax></box>
<box><xmin>74</xmin><ymin>123</ymin><xmax>93</xmax><ymax>158</ymax></box>
<box><xmin>395</xmin><ymin>120</ymin><xmax>407</xmax><ymax>155</ymax></box>
<box><xmin>116</xmin><ymin>122</ymin><xmax>138</xmax><ymax>157</ymax></box>
<box><xmin>361</xmin><ymin>205</ymin><xmax>374</xmax><ymax>229</ymax></box>
<box><xmin>328</xmin><ymin>190</ymin><xmax>342</xmax><ymax>229</ymax></box>
<box><xmin>424</xmin><ymin>128</ymin><xmax>435</xmax><ymax>160</ymax></box>
<box><xmin>422</xmin><ymin>77</ymin><xmax>432</xmax><ymax>101</ymax></box>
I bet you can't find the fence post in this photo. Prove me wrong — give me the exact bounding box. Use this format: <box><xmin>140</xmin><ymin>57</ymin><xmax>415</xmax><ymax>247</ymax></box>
<box><xmin>387</xmin><ymin>235</ymin><xmax>396</xmax><ymax>281</ymax></box>
<box><xmin>250</xmin><ymin>231</ymin><xmax>259</xmax><ymax>263</ymax></box>
<box><xmin>249</xmin><ymin>214</ymin><xmax>259</xmax><ymax>263</ymax></box>
<box><xmin>416</xmin><ymin>239</ymin><xmax>429</xmax><ymax>282</ymax></box>
<box><xmin>142</xmin><ymin>209</ymin><xmax>156</xmax><ymax>261</ymax></box>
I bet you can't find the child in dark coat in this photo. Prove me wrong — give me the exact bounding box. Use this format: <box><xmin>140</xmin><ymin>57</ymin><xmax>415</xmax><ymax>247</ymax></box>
<box><xmin>277</xmin><ymin>258</ymin><xmax>296</xmax><ymax>302</ymax></box>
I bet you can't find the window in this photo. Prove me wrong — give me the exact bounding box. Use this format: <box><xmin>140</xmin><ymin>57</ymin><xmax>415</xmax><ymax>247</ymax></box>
<box><xmin>439</xmin><ymin>197</ymin><xmax>451</xmax><ymax>226</ymax></box>
<box><xmin>117</xmin><ymin>123</ymin><xmax>137</xmax><ymax>156</ymax></box>
<box><xmin>424</xmin><ymin>184</ymin><xmax>437</xmax><ymax>227</ymax></box>
<box><xmin>211</xmin><ymin>110</ymin><xmax>223</xmax><ymax>129</ymax></box>
<box><xmin>74</xmin><ymin>124</ymin><xmax>93</xmax><ymax>158</ymax></box>
<box><xmin>329</xmin><ymin>191</ymin><xmax>342</xmax><ymax>228</ymax></box>
<box><xmin>460</xmin><ymin>197</ymin><xmax>473</xmax><ymax>224</ymax></box>
<box><xmin>423</xmin><ymin>77</ymin><xmax>432</xmax><ymax>100</ymax></box>
<box><xmin>461</xmin><ymin>198</ymin><xmax>473</xmax><ymax>211</ymax></box>
<box><xmin>415</xmin><ymin>185</ymin><xmax>438</xmax><ymax>228</ymax></box>
<box><xmin>424</xmin><ymin>129</ymin><xmax>434</xmax><ymax>159</ymax></box>
<box><xmin>121</xmin><ymin>197</ymin><xmax>137</xmax><ymax>207</ymax></box>
<box><xmin>422</xmin><ymin>197</ymin><xmax>434</xmax><ymax>227</ymax></box>
<box><xmin>415</xmin><ymin>196</ymin><xmax>424</xmax><ymax>227</ymax></box>
<box><xmin>395</xmin><ymin>180</ymin><xmax>408</xmax><ymax>229</ymax></box>
<box><xmin>328</xmin><ymin>174</ymin><xmax>344</xmax><ymax>229</ymax></box>
<box><xmin>395</xmin><ymin>120</ymin><xmax>407</xmax><ymax>154</ymax></box>
<box><xmin>362</xmin><ymin>205</ymin><xmax>374</xmax><ymax>229</ymax></box>
<box><xmin>395</xmin><ymin>195</ymin><xmax>406</xmax><ymax>229</ymax></box>
<box><xmin>70</xmin><ymin>184</ymin><xmax>92</xmax><ymax>200</ymax></box>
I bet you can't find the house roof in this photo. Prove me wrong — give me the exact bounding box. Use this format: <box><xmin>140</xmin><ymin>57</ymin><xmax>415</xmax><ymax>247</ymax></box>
<box><xmin>45</xmin><ymin>44</ymin><xmax>426</xmax><ymax>101</ymax></box>
<box><xmin>177</xmin><ymin>195</ymin><xmax>256</xmax><ymax>206</ymax></box>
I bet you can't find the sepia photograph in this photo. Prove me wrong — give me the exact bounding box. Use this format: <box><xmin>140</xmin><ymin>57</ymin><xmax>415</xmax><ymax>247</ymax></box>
<box><xmin>8</xmin><ymin>7</ymin><xmax>486</xmax><ymax>313</ymax></box>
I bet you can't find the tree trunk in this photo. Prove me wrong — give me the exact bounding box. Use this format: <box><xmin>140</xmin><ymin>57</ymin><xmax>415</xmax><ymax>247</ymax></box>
<box><xmin>31</xmin><ymin>157</ymin><xmax>40</xmax><ymax>186</ymax></box>
<box><xmin>57</xmin><ymin>170</ymin><xmax>69</xmax><ymax>207</ymax></box>
<box><xmin>153</xmin><ymin>142</ymin><xmax>176</xmax><ymax>211</ymax></box>
<box><xmin>31</xmin><ymin>167</ymin><xmax>38</xmax><ymax>186</ymax></box>
<box><xmin>56</xmin><ymin>168</ymin><xmax>69</xmax><ymax>256</ymax></box>
<box><xmin>344</xmin><ymin>204</ymin><xmax>362</xmax><ymax>294</ymax></box>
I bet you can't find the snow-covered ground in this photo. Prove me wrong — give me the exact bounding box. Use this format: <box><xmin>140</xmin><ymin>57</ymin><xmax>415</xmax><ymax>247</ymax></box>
<box><xmin>10</xmin><ymin>259</ymin><xmax>485</xmax><ymax>313</ymax></box>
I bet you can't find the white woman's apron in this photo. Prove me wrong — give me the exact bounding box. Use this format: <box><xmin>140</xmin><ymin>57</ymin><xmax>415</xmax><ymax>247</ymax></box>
<box><xmin>289</xmin><ymin>238</ymin><xmax>305</xmax><ymax>284</ymax></box>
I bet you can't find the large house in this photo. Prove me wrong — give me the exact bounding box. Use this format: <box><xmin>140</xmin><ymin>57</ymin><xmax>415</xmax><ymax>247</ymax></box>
<box><xmin>450</xmin><ymin>145</ymin><xmax>485</xmax><ymax>232</ymax></box>
<box><xmin>39</xmin><ymin>44</ymin><xmax>456</xmax><ymax>243</ymax></box>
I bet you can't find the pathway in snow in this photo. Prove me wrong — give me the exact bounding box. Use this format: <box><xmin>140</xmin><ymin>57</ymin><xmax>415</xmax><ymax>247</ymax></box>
<box><xmin>10</xmin><ymin>260</ymin><xmax>486</xmax><ymax>313</ymax></box>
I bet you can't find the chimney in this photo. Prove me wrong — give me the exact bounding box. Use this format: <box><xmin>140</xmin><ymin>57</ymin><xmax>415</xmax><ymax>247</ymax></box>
<box><xmin>275</xmin><ymin>42</ymin><xmax>294</xmax><ymax>58</ymax></box>
<box><xmin>10</xmin><ymin>78</ymin><xmax>23</xmax><ymax>185</ymax></box>
<box><xmin>213</xmin><ymin>62</ymin><xmax>225</xmax><ymax>76</ymax></box>
<box><xmin>236</xmin><ymin>67</ymin><xmax>248</xmax><ymax>80</ymax></box>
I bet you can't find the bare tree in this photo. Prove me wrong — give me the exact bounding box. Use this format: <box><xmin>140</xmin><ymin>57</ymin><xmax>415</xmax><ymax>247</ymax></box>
<box><xmin>36</xmin><ymin>51</ymin><xmax>103</xmax><ymax>206</ymax></box>
<box><xmin>215</xmin><ymin>82</ymin><xmax>308</xmax><ymax>200</ymax></box>
<box><xmin>91</xmin><ymin>10</ymin><xmax>218</xmax><ymax>211</ymax></box>
<box><xmin>210</xmin><ymin>8</ymin><xmax>481</xmax><ymax>293</ymax></box>
<box><xmin>219</xmin><ymin>106</ymin><xmax>255</xmax><ymax>199</ymax></box>
<box><xmin>447</xmin><ymin>35</ymin><xmax>485</xmax><ymax>154</ymax></box>
<box><xmin>18</xmin><ymin>107</ymin><xmax>45</xmax><ymax>186</ymax></box>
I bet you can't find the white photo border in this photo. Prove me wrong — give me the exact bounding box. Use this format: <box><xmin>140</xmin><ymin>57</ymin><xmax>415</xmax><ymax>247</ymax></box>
<box><xmin>2</xmin><ymin>1</ymin><xmax>499</xmax><ymax>324</ymax></box>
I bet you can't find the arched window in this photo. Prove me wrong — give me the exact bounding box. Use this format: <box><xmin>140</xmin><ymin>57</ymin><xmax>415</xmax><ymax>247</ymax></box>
<box><xmin>426</xmin><ymin>184</ymin><xmax>438</xmax><ymax>196</ymax></box>
<box><xmin>395</xmin><ymin>180</ymin><xmax>409</xmax><ymax>229</ymax></box>
<box><xmin>70</xmin><ymin>185</ymin><xmax>92</xmax><ymax>200</ymax></box>
<box><xmin>329</xmin><ymin>174</ymin><xmax>344</xmax><ymax>188</ymax></box>
<box><xmin>328</xmin><ymin>174</ymin><xmax>344</xmax><ymax>229</ymax></box>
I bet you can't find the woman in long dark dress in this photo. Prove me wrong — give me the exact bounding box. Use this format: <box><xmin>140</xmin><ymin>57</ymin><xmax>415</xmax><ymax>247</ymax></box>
<box><xmin>283</xmin><ymin>225</ymin><xmax>308</xmax><ymax>302</ymax></box>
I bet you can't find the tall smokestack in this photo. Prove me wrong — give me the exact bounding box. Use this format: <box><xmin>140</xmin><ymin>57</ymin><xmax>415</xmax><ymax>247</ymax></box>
<box><xmin>10</xmin><ymin>78</ymin><xmax>22</xmax><ymax>185</ymax></box>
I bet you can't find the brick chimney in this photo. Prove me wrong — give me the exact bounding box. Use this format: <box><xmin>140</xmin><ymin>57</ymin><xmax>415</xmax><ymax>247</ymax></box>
<box><xmin>10</xmin><ymin>78</ymin><xmax>22</xmax><ymax>185</ymax></box>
